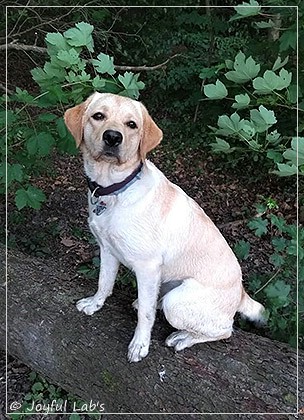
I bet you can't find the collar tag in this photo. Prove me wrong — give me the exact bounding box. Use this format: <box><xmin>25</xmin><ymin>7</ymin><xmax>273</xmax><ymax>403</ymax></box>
<box><xmin>93</xmin><ymin>197</ymin><xmax>107</xmax><ymax>216</ymax></box>
<box><xmin>91</xmin><ymin>188</ymin><xmax>107</xmax><ymax>216</ymax></box>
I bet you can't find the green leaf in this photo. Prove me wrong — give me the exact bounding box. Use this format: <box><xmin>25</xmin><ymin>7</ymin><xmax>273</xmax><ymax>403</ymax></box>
<box><xmin>15</xmin><ymin>187</ymin><xmax>46</xmax><ymax>210</ymax></box>
<box><xmin>269</xmin><ymin>214</ymin><xmax>287</xmax><ymax>232</ymax></box>
<box><xmin>4</xmin><ymin>110</ymin><xmax>18</xmax><ymax>126</ymax></box>
<box><xmin>266</xmin><ymin>130</ymin><xmax>281</xmax><ymax>145</ymax></box>
<box><xmin>6</xmin><ymin>163</ymin><xmax>24</xmax><ymax>186</ymax></box>
<box><xmin>210</xmin><ymin>137</ymin><xmax>232</xmax><ymax>153</ymax></box>
<box><xmin>265</xmin><ymin>280</ymin><xmax>291</xmax><ymax>307</ymax></box>
<box><xmin>267</xmin><ymin>150</ymin><xmax>283</xmax><ymax>163</ymax></box>
<box><xmin>216</xmin><ymin>112</ymin><xmax>243</xmax><ymax>136</ymax></box>
<box><xmin>255</xmin><ymin>202</ymin><xmax>267</xmax><ymax>215</ymax></box>
<box><xmin>92</xmin><ymin>75</ymin><xmax>106</xmax><ymax>90</ymax></box>
<box><xmin>273</xmin><ymin>163</ymin><xmax>297</xmax><ymax>177</ymax></box>
<box><xmin>56</xmin><ymin>118</ymin><xmax>68</xmax><ymax>139</ymax></box>
<box><xmin>46</xmin><ymin>32</ymin><xmax>69</xmax><ymax>52</ymax></box>
<box><xmin>269</xmin><ymin>252</ymin><xmax>285</xmax><ymax>268</ymax></box>
<box><xmin>32</xmin><ymin>382</ymin><xmax>44</xmax><ymax>392</ymax></box>
<box><xmin>64</xmin><ymin>22</ymin><xmax>94</xmax><ymax>52</ymax></box>
<box><xmin>287</xmin><ymin>84</ymin><xmax>298</xmax><ymax>104</ymax></box>
<box><xmin>248</xmin><ymin>217</ymin><xmax>268</xmax><ymax>237</ymax></box>
<box><xmin>65</xmin><ymin>70</ymin><xmax>91</xmax><ymax>85</ymax></box>
<box><xmin>250</xmin><ymin>105</ymin><xmax>276</xmax><ymax>133</ymax></box>
<box><xmin>272</xmin><ymin>55</ymin><xmax>289</xmax><ymax>72</ymax></box>
<box><xmin>44</xmin><ymin>62</ymin><xmax>67</xmax><ymax>84</ymax></box>
<box><xmin>31</xmin><ymin>63</ymin><xmax>66</xmax><ymax>87</ymax></box>
<box><xmin>199</xmin><ymin>65</ymin><xmax>225</xmax><ymax>79</ymax></box>
<box><xmin>240</xmin><ymin>121</ymin><xmax>256</xmax><ymax>139</ymax></box>
<box><xmin>118</xmin><ymin>72</ymin><xmax>145</xmax><ymax>99</ymax></box>
<box><xmin>234</xmin><ymin>240</ymin><xmax>250</xmax><ymax>260</ymax></box>
<box><xmin>254</xmin><ymin>20</ymin><xmax>275</xmax><ymax>29</ymax></box>
<box><xmin>231</xmin><ymin>0</ymin><xmax>261</xmax><ymax>20</ymax></box>
<box><xmin>27</xmin><ymin>132</ymin><xmax>55</xmax><ymax>156</ymax></box>
<box><xmin>204</xmin><ymin>80</ymin><xmax>228</xmax><ymax>99</ymax></box>
<box><xmin>258</xmin><ymin>105</ymin><xmax>277</xmax><ymax>125</ymax></box>
<box><xmin>283</xmin><ymin>137</ymin><xmax>304</xmax><ymax>165</ymax></box>
<box><xmin>57</xmin><ymin>49</ymin><xmax>80</xmax><ymax>67</ymax></box>
<box><xmin>279</xmin><ymin>30</ymin><xmax>297</xmax><ymax>52</ymax></box>
<box><xmin>37</xmin><ymin>113</ymin><xmax>57</xmax><ymax>122</ymax></box>
<box><xmin>272</xmin><ymin>237</ymin><xmax>287</xmax><ymax>252</ymax></box>
<box><xmin>225</xmin><ymin>59</ymin><xmax>234</xmax><ymax>70</ymax></box>
<box><xmin>225</xmin><ymin>51</ymin><xmax>260</xmax><ymax>83</ymax></box>
<box><xmin>289</xmin><ymin>239</ymin><xmax>303</xmax><ymax>259</ymax></box>
<box><xmin>92</xmin><ymin>52</ymin><xmax>116</xmax><ymax>75</ymax></box>
<box><xmin>232</xmin><ymin>93</ymin><xmax>250</xmax><ymax>109</ymax></box>
<box><xmin>56</xmin><ymin>118</ymin><xmax>78</xmax><ymax>155</ymax></box>
<box><xmin>253</xmin><ymin>69</ymin><xmax>292</xmax><ymax>94</ymax></box>
<box><xmin>13</xmin><ymin>87</ymin><xmax>35</xmax><ymax>104</ymax></box>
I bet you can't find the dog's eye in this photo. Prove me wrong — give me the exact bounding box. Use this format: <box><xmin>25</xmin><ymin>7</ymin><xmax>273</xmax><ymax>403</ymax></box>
<box><xmin>92</xmin><ymin>112</ymin><xmax>105</xmax><ymax>121</ymax></box>
<box><xmin>126</xmin><ymin>121</ymin><xmax>137</xmax><ymax>129</ymax></box>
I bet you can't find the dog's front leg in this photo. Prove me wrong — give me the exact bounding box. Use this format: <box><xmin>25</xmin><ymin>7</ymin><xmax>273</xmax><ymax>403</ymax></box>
<box><xmin>77</xmin><ymin>247</ymin><xmax>119</xmax><ymax>315</ymax></box>
<box><xmin>128</xmin><ymin>262</ymin><xmax>161</xmax><ymax>362</ymax></box>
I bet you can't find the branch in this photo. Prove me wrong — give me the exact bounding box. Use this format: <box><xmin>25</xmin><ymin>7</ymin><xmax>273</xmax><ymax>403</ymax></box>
<box><xmin>1</xmin><ymin>42</ymin><xmax>47</xmax><ymax>53</ymax></box>
<box><xmin>2</xmin><ymin>42</ymin><xmax>182</xmax><ymax>71</ymax></box>
<box><xmin>114</xmin><ymin>53</ymin><xmax>182</xmax><ymax>72</ymax></box>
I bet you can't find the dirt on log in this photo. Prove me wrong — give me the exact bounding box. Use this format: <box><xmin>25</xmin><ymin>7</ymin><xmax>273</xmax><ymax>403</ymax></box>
<box><xmin>0</xmin><ymin>246</ymin><xmax>302</xmax><ymax>419</ymax></box>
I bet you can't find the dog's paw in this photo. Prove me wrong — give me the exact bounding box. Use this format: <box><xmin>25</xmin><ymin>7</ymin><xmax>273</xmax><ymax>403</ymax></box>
<box><xmin>127</xmin><ymin>336</ymin><xmax>150</xmax><ymax>363</ymax></box>
<box><xmin>165</xmin><ymin>331</ymin><xmax>191</xmax><ymax>351</ymax></box>
<box><xmin>76</xmin><ymin>296</ymin><xmax>103</xmax><ymax>315</ymax></box>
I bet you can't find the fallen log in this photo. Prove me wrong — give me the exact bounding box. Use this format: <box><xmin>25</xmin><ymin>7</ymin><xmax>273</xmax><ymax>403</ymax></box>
<box><xmin>1</xmin><ymin>247</ymin><xmax>302</xmax><ymax>419</ymax></box>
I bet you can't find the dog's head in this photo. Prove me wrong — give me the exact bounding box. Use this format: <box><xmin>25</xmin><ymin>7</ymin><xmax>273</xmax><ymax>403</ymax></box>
<box><xmin>64</xmin><ymin>92</ymin><xmax>163</xmax><ymax>164</ymax></box>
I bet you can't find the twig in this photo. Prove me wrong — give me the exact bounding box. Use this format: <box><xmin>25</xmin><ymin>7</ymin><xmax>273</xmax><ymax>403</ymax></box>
<box><xmin>254</xmin><ymin>269</ymin><xmax>281</xmax><ymax>296</ymax></box>
<box><xmin>113</xmin><ymin>53</ymin><xmax>182</xmax><ymax>72</ymax></box>
<box><xmin>218</xmin><ymin>219</ymin><xmax>247</xmax><ymax>229</ymax></box>
<box><xmin>2</xmin><ymin>42</ymin><xmax>182</xmax><ymax>72</ymax></box>
<box><xmin>4</xmin><ymin>7</ymin><xmax>78</xmax><ymax>41</ymax></box>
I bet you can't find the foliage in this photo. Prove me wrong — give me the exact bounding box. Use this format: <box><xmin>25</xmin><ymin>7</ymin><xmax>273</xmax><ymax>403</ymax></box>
<box><xmin>235</xmin><ymin>198</ymin><xmax>301</xmax><ymax>347</ymax></box>
<box><xmin>3</xmin><ymin>21</ymin><xmax>144</xmax><ymax>210</ymax></box>
<box><xmin>9</xmin><ymin>371</ymin><xmax>103</xmax><ymax>419</ymax></box>
<box><xmin>200</xmin><ymin>2</ymin><xmax>301</xmax><ymax>176</ymax></box>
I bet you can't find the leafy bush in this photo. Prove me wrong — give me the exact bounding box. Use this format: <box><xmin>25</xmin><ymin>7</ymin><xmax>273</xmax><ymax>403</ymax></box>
<box><xmin>235</xmin><ymin>198</ymin><xmax>301</xmax><ymax>347</ymax></box>
<box><xmin>200</xmin><ymin>2</ymin><xmax>302</xmax><ymax>176</ymax></box>
<box><xmin>2</xmin><ymin>21</ymin><xmax>145</xmax><ymax>210</ymax></box>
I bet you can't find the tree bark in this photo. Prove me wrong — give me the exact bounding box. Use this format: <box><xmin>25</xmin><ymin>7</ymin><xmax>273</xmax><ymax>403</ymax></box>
<box><xmin>0</xmin><ymin>247</ymin><xmax>302</xmax><ymax>419</ymax></box>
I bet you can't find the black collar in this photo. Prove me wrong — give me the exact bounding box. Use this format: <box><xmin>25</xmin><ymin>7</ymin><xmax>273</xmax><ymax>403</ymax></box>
<box><xmin>87</xmin><ymin>162</ymin><xmax>143</xmax><ymax>197</ymax></box>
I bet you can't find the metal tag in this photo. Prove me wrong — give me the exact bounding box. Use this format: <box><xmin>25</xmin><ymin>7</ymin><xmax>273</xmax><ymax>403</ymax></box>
<box><xmin>93</xmin><ymin>200</ymin><xmax>107</xmax><ymax>216</ymax></box>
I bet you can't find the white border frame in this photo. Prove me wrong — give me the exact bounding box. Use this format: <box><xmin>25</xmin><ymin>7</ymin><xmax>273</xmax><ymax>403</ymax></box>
<box><xmin>5</xmin><ymin>3</ymin><xmax>300</xmax><ymax>416</ymax></box>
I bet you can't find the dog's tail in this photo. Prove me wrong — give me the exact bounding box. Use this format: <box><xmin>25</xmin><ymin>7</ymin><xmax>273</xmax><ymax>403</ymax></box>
<box><xmin>238</xmin><ymin>289</ymin><xmax>266</xmax><ymax>325</ymax></box>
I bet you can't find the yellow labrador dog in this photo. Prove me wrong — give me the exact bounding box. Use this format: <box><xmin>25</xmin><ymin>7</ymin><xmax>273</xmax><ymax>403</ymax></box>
<box><xmin>64</xmin><ymin>92</ymin><xmax>265</xmax><ymax>363</ymax></box>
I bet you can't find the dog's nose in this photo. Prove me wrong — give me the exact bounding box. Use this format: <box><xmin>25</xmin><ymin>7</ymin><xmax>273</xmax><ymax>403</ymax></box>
<box><xmin>103</xmin><ymin>130</ymin><xmax>123</xmax><ymax>147</ymax></box>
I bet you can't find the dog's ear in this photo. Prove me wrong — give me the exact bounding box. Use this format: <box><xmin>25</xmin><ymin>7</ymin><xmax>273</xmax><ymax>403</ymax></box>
<box><xmin>139</xmin><ymin>105</ymin><xmax>163</xmax><ymax>160</ymax></box>
<box><xmin>64</xmin><ymin>102</ymin><xmax>87</xmax><ymax>148</ymax></box>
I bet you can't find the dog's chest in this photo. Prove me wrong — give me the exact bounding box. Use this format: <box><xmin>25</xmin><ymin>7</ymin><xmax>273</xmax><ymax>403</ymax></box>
<box><xmin>88</xmin><ymin>203</ymin><xmax>144</xmax><ymax>267</ymax></box>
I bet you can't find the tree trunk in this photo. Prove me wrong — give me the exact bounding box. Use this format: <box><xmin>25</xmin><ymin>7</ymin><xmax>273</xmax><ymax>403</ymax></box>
<box><xmin>1</xmin><ymin>247</ymin><xmax>302</xmax><ymax>419</ymax></box>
